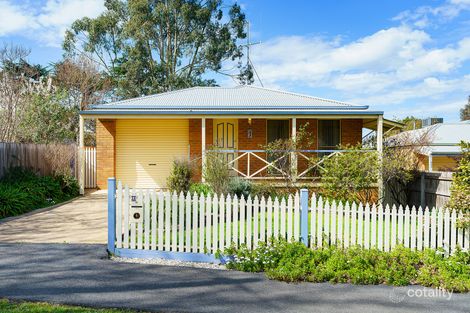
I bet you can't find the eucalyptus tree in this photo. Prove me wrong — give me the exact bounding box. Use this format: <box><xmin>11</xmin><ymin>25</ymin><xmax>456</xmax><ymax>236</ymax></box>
<box><xmin>64</xmin><ymin>0</ymin><xmax>250</xmax><ymax>97</ymax></box>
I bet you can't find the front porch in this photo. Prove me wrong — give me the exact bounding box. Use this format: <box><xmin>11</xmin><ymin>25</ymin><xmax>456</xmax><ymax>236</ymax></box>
<box><xmin>194</xmin><ymin>117</ymin><xmax>386</xmax><ymax>183</ymax></box>
<box><xmin>78</xmin><ymin>115</ymin><xmax>391</xmax><ymax>191</ymax></box>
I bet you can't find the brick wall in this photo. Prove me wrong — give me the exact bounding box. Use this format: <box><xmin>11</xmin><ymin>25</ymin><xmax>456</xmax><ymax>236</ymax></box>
<box><xmin>341</xmin><ymin>119</ymin><xmax>363</xmax><ymax>146</ymax></box>
<box><xmin>238</xmin><ymin>119</ymin><xmax>267</xmax><ymax>177</ymax></box>
<box><xmin>96</xmin><ymin>119</ymin><xmax>116</xmax><ymax>189</ymax></box>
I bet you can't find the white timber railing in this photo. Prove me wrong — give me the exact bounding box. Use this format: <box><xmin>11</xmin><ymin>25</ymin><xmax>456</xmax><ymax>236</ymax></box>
<box><xmin>208</xmin><ymin>149</ymin><xmax>374</xmax><ymax>180</ymax></box>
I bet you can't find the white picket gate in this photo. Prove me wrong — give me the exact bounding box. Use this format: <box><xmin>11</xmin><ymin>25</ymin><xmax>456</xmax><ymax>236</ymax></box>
<box><xmin>108</xmin><ymin>179</ymin><xmax>469</xmax><ymax>263</ymax></box>
<box><xmin>84</xmin><ymin>147</ymin><xmax>96</xmax><ymax>189</ymax></box>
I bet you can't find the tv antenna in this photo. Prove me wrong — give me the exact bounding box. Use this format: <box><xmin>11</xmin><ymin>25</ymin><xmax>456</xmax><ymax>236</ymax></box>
<box><xmin>244</xmin><ymin>21</ymin><xmax>263</xmax><ymax>87</ymax></box>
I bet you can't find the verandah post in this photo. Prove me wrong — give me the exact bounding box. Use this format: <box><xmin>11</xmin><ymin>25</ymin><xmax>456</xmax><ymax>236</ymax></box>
<box><xmin>78</xmin><ymin>115</ymin><xmax>85</xmax><ymax>195</ymax></box>
<box><xmin>108</xmin><ymin>177</ymin><xmax>117</xmax><ymax>254</ymax></box>
<box><xmin>300</xmin><ymin>188</ymin><xmax>309</xmax><ymax>246</ymax></box>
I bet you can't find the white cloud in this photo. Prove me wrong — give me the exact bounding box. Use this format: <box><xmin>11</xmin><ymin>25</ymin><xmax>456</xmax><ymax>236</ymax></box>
<box><xmin>0</xmin><ymin>1</ymin><xmax>36</xmax><ymax>36</ymax></box>
<box><xmin>250</xmin><ymin>23</ymin><xmax>470</xmax><ymax>117</ymax></box>
<box><xmin>0</xmin><ymin>0</ymin><xmax>105</xmax><ymax>47</ymax></box>
<box><xmin>252</xmin><ymin>26</ymin><xmax>431</xmax><ymax>85</ymax></box>
<box><xmin>393</xmin><ymin>0</ymin><xmax>470</xmax><ymax>28</ymax></box>
<box><xmin>348</xmin><ymin>76</ymin><xmax>470</xmax><ymax>106</ymax></box>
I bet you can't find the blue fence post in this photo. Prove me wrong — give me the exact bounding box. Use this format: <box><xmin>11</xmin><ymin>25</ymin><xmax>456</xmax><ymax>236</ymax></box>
<box><xmin>107</xmin><ymin>177</ymin><xmax>116</xmax><ymax>254</ymax></box>
<box><xmin>300</xmin><ymin>188</ymin><xmax>309</xmax><ymax>247</ymax></box>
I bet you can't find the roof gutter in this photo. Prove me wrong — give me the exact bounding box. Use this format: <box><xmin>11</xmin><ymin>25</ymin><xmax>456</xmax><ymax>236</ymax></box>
<box><xmin>80</xmin><ymin>110</ymin><xmax>384</xmax><ymax>116</ymax></box>
<box><xmin>90</xmin><ymin>105</ymin><xmax>370</xmax><ymax>110</ymax></box>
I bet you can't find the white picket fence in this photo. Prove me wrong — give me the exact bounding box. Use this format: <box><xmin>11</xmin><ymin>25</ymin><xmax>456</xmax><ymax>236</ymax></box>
<box><xmin>84</xmin><ymin>147</ymin><xmax>96</xmax><ymax>189</ymax></box>
<box><xmin>310</xmin><ymin>196</ymin><xmax>469</xmax><ymax>253</ymax></box>
<box><xmin>113</xmin><ymin>181</ymin><xmax>469</xmax><ymax>255</ymax></box>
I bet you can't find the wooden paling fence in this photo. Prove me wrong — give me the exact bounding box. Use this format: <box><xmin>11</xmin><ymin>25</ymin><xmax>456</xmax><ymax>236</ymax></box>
<box><xmin>0</xmin><ymin>142</ymin><xmax>96</xmax><ymax>189</ymax></box>
<box><xmin>110</xmin><ymin>179</ymin><xmax>469</xmax><ymax>261</ymax></box>
<box><xmin>0</xmin><ymin>142</ymin><xmax>77</xmax><ymax>178</ymax></box>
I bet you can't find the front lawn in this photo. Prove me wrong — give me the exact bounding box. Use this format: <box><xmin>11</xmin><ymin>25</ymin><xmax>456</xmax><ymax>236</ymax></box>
<box><xmin>0</xmin><ymin>299</ymin><xmax>143</xmax><ymax>313</ymax></box>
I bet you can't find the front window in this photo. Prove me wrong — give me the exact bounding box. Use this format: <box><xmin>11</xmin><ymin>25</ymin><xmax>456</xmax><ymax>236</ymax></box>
<box><xmin>267</xmin><ymin>120</ymin><xmax>290</xmax><ymax>143</ymax></box>
<box><xmin>266</xmin><ymin>120</ymin><xmax>290</xmax><ymax>174</ymax></box>
<box><xmin>318</xmin><ymin>120</ymin><xmax>340</xmax><ymax>156</ymax></box>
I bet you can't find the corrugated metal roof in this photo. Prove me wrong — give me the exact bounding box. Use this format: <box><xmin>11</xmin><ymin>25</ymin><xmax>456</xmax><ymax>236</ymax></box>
<box><xmin>390</xmin><ymin>121</ymin><xmax>470</xmax><ymax>155</ymax></box>
<box><xmin>90</xmin><ymin>85</ymin><xmax>369</xmax><ymax>110</ymax></box>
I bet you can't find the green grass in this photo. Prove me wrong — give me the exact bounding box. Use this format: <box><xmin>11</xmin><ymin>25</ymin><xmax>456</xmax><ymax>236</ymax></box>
<box><xmin>0</xmin><ymin>299</ymin><xmax>145</xmax><ymax>313</ymax></box>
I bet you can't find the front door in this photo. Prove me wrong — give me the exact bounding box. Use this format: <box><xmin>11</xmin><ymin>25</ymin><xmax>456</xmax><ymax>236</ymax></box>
<box><xmin>213</xmin><ymin>119</ymin><xmax>238</xmax><ymax>167</ymax></box>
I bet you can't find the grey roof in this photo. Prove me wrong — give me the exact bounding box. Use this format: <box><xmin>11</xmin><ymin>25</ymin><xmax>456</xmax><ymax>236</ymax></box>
<box><xmin>390</xmin><ymin>121</ymin><xmax>470</xmax><ymax>155</ymax></box>
<box><xmin>82</xmin><ymin>86</ymin><xmax>379</xmax><ymax>115</ymax></box>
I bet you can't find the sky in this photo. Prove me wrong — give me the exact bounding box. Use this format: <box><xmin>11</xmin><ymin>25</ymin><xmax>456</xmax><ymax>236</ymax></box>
<box><xmin>0</xmin><ymin>0</ymin><xmax>469</xmax><ymax>121</ymax></box>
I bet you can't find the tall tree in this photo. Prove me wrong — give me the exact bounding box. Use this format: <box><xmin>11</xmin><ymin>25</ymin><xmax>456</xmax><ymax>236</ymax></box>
<box><xmin>0</xmin><ymin>44</ymin><xmax>51</xmax><ymax>142</ymax></box>
<box><xmin>461</xmin><ymin>96</ymin><xmax>470</xmax><ymax>121</ymax></box>
<box><xmin>63</xmin><ymin>0</ymin><xmax>249</xmax><ymax>97</ymax></box>
<box><xmin>54</xmin><ymin>56</ymin><xmax>112</xmax><ymax>110</ymax></box>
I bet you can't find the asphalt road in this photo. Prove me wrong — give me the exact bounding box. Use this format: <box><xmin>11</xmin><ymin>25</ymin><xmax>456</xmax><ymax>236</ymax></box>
<box><xmin>0</xmin><ymin>243</ymin><xmax>468</xmax><ymax>313</ymax></box>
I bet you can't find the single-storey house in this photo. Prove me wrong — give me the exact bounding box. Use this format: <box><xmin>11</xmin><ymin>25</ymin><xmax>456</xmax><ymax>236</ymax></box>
<box><xmin>392</xmin><ymin>120</ymin><xmax>470</xmax><ymax>172</ymax></box>
<box><xmin>78</xmin><ymin>86</ymin><xmax>398</xmax><ymax>192</ymax></box>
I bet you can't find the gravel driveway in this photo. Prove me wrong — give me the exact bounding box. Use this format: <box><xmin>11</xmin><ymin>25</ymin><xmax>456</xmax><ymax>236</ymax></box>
<box><xmin>0</xmin><ymin>191</ymin><xmax>107</xmax><ymax>243</ymax></box>
<box><xmin>0</xmin><ymin>243</ymin><xmax>468</xmax><ymax>313</ymax></box>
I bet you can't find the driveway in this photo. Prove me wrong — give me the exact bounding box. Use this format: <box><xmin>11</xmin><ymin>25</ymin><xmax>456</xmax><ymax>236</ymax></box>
<box><xmin>0</xmin><ymin>191</ymin><xmax>107</xmax><ymax>244</ymax></box>
<box><xmin>0</xmin><ymin>243</ymin><xmax>468</xmax><ymax>313</ymax></box>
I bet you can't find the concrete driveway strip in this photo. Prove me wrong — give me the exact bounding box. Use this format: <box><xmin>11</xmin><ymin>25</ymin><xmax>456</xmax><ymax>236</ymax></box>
<box><xmin>0</xmin><ymin>243</ymin><xmax>468</xmax><ymax>313</ymax></box>
<box><xmin>0</xmin><ymin>191</ymin><xmax>107</xmax><ymax>244</ymax></box>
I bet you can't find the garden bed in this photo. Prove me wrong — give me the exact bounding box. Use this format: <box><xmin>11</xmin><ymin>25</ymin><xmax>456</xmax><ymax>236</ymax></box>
<box><xmin>225</xmin><ymin>240</ymin><xmax>470</xmax><ymax>293</ymax></box>
<box><xmin>0</xmin><ymin>167</ymin><xmax>79</xmax><ymax>219</ymax></box>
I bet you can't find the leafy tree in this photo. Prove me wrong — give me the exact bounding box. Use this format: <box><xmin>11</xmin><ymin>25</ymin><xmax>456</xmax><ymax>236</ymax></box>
<box><xmin>447</xmin><ymin>141</ymin><xmax>470</xmax><ymax>227</ymax></box>
<box><xmin>461</xmin><ymin>96</ymin><xmax>470</xmax><ymax>121</ymax></box>
<box><xmin>397</xmin><ymin>116</ymin><xmax>422</xmax><ymax>131</ymax></box>
<box><xmin>53</xmin><ymin>56</ymin><xmax>112</xmax><ymax>110</ymax></box>
<box><xmin>64</xmin><ymin>0</ymin><xmax>249</xmax><ymax>97</ymax></box>
<box><xmin>0</xmin><ymin>44</ymin><xmax>52</xmax><ymax>142</ymax></box>
<box><xmin>17</xmin><ymin>91</ymin><xmax>78</xmax><ymax>144</ymax></box>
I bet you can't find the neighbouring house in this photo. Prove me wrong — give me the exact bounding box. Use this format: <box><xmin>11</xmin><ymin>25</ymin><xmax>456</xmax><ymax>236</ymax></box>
<box><xmin>78</xmin><ymin>86</ymin><xmax>399</xmax><ymax>192</ymax></box>
<box><xmin>392</xmin><ymin>120</ymin><xmax>470</xmax><ymax>172</ymax></box>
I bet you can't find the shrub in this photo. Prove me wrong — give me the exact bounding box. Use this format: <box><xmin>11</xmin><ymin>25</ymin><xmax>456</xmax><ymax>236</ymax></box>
<box><xmin>0</xmin><ymin>184</ymin><xmax>34</xmax><ymax>218</ymax></box>
<box><xmin>447</xmin><ymin>141</ymin><xmax>470</xmax><ymax>228</ymax></box>
<box><xmin>0</xmin><ymin>167</ymin><xmax>79</xmax><ymax>219</ymax></box>
<box><xmin>225</xmin><ymin>241</ymin><xmax>470</xmax><ymax>292</ymax></box>
<box><xmin>320</xmin><ymin>145</ymin><xmax>379</xmax><ymax>204</ymax></box>
<box><xmin>167</xmin><ymin>159</ymin><xmax>192</xmax><ymax>194</ymax></box>
<box><xmin>228</xmin><ymin>177</ymin><xmax>252</xmax><ymax>198</ymax></box>
<box><xmin>189</xmin><ymin>183</ymin><xmax>213</xmax><ymax>196</ymax></box>
<box><xmin>250</xmin><ymin>182</ymin><xmax>291</xmax><ymax>200</ymax></box>
<box><xmin>204</xmin><ymin>150</ymin><xmax>231</xmax><ymax>195</ymax></box>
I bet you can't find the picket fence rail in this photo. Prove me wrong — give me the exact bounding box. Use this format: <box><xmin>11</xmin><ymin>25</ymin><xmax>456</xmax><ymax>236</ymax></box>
<box><xmin>110</xmin><ymin>179</ymin><xmax>469</xmax><ymax>261</ymax></box>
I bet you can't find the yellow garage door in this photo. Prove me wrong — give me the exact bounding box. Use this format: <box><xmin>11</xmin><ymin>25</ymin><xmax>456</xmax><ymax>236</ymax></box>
<box><xmin>116</xmin><ymin>119</ymin><xmax>189</xmax><ymax>189</ymax></box>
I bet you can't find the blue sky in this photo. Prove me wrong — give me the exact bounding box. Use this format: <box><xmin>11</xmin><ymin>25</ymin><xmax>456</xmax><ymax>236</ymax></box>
<box><xmin>1</xmin><ymin>0</ymin><xmax>469</xmax><ymax>121</ymax></box>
